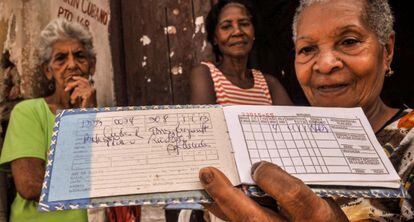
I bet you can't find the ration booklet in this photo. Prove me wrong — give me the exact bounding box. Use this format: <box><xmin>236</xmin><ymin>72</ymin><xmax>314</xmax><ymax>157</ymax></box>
<box><xmin>39</xmin><ymin>105</ymin><xmax>404</xmax><ymax>211</ymax></box>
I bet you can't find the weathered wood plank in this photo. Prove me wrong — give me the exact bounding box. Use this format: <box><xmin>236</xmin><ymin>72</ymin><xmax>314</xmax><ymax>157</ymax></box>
<box><xmin>109</xmin><ymin>0</ymin><xmax>128</xmax><ymax>106</ymax></box>
<box><xmin>191</xmin><ymin>0</ymin><xmax>214</xmax><ymax>63</ymax></box>
<box><xmin>165</xmin><ymin>0</ymin><xmax>215</xmax><ymax>105</ymax></box>
<box><xmin>120</xmin><ymin>0</ymin><xmax>144</xmax><ymax>105</ymax></box>
<box><xmin>121</xmin><ymin>0</ymin><xmax>172</xmax><ymax>105</ymax></box>
<box><xmin>120</xmin><ymin>0</ymin><xmax>215</xmax><ymax>106</ymax></box>
<box><xmin>165</xmin><ymin>0</ymin><xmax>195</xmax><ymax>104</ymax></box>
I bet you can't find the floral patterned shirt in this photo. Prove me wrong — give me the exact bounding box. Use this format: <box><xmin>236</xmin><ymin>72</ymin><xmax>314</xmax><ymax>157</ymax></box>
<box><xmin>340</xmin><ymin>109</ymin><xmax>414</xmax><ymax>221</ymax></box>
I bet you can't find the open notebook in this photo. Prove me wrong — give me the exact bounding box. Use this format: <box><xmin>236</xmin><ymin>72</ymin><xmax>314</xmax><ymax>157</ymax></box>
<box><xmin>39</xmin><ymin>105</ymin><xmax>404</xmax><ymax>211</ymax></box>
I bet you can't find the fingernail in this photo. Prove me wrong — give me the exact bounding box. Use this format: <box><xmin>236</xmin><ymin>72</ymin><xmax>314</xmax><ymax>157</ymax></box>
<box><xmin>251</xmin><ymin>162</ymin><xmax>265</xmax><ymax>179</ymax></box>
<box><xmin>200</xmin><ymin>171</ymin><xmax>214</xmax><ymax>185</ymax></box>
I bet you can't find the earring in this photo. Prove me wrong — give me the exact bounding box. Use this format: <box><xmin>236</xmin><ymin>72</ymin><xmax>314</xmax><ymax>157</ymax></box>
<box><xmin>385</xmin><ymin>67</ymin><xmax>394</xmax><ymax>77</ymax></box>
<box><xmin>47</xmin><ymin>77</ymin><xmax>55</xmax><ymax>93</ymax></box>
<box><xmin>88</xmin><ymin>77</ymin><xmax>95</xmax><ymax>86</ymax></box>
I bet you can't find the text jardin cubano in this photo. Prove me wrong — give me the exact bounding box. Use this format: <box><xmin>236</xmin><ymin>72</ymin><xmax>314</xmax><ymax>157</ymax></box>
<box><xmin>58</xmin><ymin>0</ymin><xmax>109</xmax><ymax>27</ymax></box>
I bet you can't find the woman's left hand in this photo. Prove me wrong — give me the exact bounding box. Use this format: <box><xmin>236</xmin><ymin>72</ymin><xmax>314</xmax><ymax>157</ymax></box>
<box><xmin>200</xmin><ymin>161</ymin><xmax>349</xmax><ymax>222</ymax></box>
<box><xmin>64</xmin><ymin>76</ymin><xmax>97</xmax><ymax>108</ymax></box>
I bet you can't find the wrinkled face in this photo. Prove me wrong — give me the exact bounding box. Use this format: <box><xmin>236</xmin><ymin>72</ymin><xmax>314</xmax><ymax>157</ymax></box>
<box><xmin>294</xmin><ymin>0</ymin><xmax>393</xmax><ymax>108</ymax></box>
<box><xmin>44</xmin><ymin>39</ymin><xmax>94</xmax><ymax>90</ymax></box>
<box><xmin>214</xmin><ymin>4</ymin><xmax>255</xmax><ymax>59</ymax></box>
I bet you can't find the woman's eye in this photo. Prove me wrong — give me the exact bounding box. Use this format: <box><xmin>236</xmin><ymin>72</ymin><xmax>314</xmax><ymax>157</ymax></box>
<box><xmin>52</xmin><ymin>55</ymin><xmax>67</xmax><ymax>66</ymax></box>
<box><xmin>55</xmin><ymin>55</ymin><xmax>66</xmax><ymax>61</ymax></box>
<box><xmin>342</xmin><ymin>38</ymin><xmax>360</xmax><ymax>46</ymax></box>
<box><xmin>239</xmin><ymin>21</ymin><xmax>251</xmax><ymax>27</ymax></box>
<box><xmin>296</xmin><ymin>45</ymin><xmax>317</xmax><ymax>63</ymax></box>
<box><xmin>339</xmin><ymin>38</ymin><xmax>364</xmax><ymax>54</ymax></box>
<box><xmin>76</xmin><ymin>53</ymin><xmax>87</xmax><ymax>60</ymax></box>
<box><xmin>220</xmin><ymin>24</ymin><xmax>232</xmax><ymax>30</ymax></box>
<box><xmin>298</xmin><ymin>46</ymin><xmax>316</xmax><ymax>55</ymax></box>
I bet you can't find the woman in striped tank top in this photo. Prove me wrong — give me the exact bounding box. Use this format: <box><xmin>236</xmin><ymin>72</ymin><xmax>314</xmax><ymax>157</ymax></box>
<box><xmin>183</xmin><ymin>1</ymin><xmax>293</xmax><ymax>221</ymax></box>
<box><xmin>190</xmin><ymin>0</ymin><xmax>292</xmax><ymax>106</ymax></box>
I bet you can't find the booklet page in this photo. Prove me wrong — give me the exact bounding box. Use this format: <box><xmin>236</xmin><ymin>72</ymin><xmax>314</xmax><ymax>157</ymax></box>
<box><xmin>47</xmin><ymin>107</ymin><xmax>238</xmax><ymax>201</ymax></box>
<box><xmin>223</xmin><ymin>106</ymin><xmax>400</xmax><ymax>188</ymax></box>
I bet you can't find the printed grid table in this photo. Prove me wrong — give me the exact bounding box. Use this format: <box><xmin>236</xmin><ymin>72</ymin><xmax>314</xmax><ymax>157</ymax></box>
<box><xmin>238</xmin><ymin>114</ymin><xmax>388</xmax><ymax>175</ymax></box>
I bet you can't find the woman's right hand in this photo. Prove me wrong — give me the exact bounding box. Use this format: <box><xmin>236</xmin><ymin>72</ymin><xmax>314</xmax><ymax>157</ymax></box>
<box><xmin>64</xmin><ymin>76</ymin><xmax>97</xmax><ymax>108</ymax></box>
<box><xmin>199</xmin><ymin>161</ymin><xmax>349</xmax><ymax>222</ymax></box>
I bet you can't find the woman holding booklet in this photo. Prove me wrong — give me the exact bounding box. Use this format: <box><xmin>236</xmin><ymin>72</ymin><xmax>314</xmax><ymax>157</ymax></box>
<box><xmin>0</xmin><ymin>19</ymin><xmax>96</xmax><ymax>222</ymax></box>
<box><xmin>200</xmin><ymin>0</ymin><xmax>414</xmax><ymax>221</ymax></box>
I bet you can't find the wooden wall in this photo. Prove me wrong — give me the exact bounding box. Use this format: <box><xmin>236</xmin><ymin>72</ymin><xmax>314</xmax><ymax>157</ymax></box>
<box><xmin>118</xmin><ymin>0</ymin><xmax>217</xmax><ymax>106</ymax></box>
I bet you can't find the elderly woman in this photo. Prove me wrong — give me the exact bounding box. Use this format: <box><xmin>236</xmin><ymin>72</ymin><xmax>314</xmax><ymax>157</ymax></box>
<box><xmin>190</xmin><ymin>0</ymin><xmax>292</xmax><ymax>106</ymax></box>
<box><xmin>0</xmin><ymin>19</ymin><xmax>96</xmax><ymax>221</ymax></box>
<box><xmin>199</xmin><ymin>0</ymin><xmax>414</xmax><ymax>221</ymax></box>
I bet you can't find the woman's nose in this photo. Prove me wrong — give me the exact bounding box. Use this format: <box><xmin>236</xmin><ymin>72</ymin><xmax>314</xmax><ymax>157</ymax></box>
<box><xmin>313</xmin><ymin>50</ymin><xmax>343</xmax><ymax>74</ymax></box>
<box><xmin>66</xmin><ymin>55</ymin><xmax>77</xmax><ymax>70</ymax></box>
<box><xmin>232</xmin><ymin>24</ymin><xmax>243</xmax><ymax>36</ymax></box>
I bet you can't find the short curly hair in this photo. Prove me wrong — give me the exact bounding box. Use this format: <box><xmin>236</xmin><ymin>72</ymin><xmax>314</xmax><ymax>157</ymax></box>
<box><xmin>292</xmin><ymin>0</ymin><xmax>394</xmax><ymax>45</ymax></box>
<box><xmin>206</xmin><ymin>0</ymin><xmax>257</xmax><ymax>62</ymax></box>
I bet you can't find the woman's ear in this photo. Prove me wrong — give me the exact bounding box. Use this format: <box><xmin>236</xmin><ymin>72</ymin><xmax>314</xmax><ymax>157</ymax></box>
<box><xmin>213</xmin><ymin>33</ymin><xmax>218</xmax><ymax>45</ymax></box>
<box><xmin>384</xmin><ymin>32</ymin><xmax>395</xmax><ymax>68</ymax></box>
<box><xmin>42</xmin><ymin>63</ymin><xmax>53</xmax><ymax>80</ymax></box>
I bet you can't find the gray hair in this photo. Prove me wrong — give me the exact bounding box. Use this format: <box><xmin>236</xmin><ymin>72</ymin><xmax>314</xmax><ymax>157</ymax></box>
<box><xmin>292</xmin><ymin>0</ymin><xmax>394</xmax><ymax>45</ymax></box>
<box><xmin>38</xmin><ymin>19</ymin><xmax>95</xmax><ymax>65</ymax></box>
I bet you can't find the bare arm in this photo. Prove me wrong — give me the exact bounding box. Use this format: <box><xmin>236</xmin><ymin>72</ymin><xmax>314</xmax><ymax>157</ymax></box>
<box><xmin>189</xmin><ymin>64</ymin><xmax>217</xmax><ymax>105</ymax></box>
<box><xmin>11</xmin><ymin>157</ymin><xmax>45</xmax><ymax>201</ymax></box>
<box><xmin>263</xmin><ymin>74</ymin><xmax>293</xmax><ymax>105</ymax></box>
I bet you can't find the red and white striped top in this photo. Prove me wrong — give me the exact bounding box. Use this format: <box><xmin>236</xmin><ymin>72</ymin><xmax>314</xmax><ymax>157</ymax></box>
<box><xmin>202</xmin><ymin>61</ymin><xmax>272</xmax><ymax>105</ymax></box>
